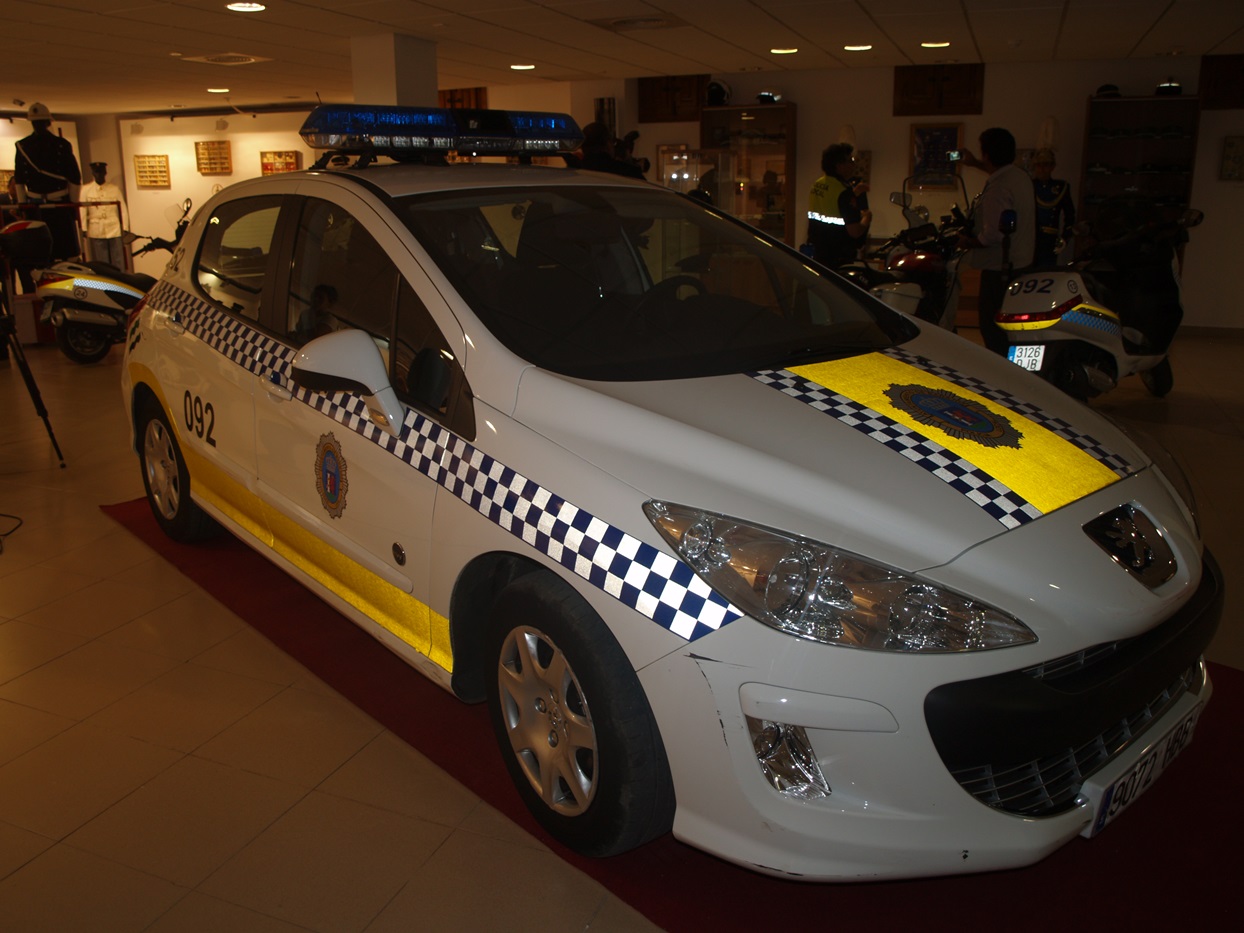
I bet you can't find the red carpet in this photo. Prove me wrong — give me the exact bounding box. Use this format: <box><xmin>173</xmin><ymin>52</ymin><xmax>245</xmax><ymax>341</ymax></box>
<box><xmin>105</xmin><ymin>497</ymin><xmax>1239</xmax><ymax>929</ymax></box>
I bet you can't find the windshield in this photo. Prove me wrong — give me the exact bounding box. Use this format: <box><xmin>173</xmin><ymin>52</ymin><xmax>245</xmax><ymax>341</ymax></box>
<box><xmin>399</xmin><ymin>184</ymin><xmax>916</xmax><ymax>380</ymax></box>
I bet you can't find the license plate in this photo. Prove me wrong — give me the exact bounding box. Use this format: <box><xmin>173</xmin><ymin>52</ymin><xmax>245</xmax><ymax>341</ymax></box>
<box><xmin>1083</xmin><ymin>705</ymin><xmax>1200</xmax><ymax>837</ymax></box>
<box><xmin>1007</xmin><ymin>344</ymin><xmax>1045</xmax><ymax>371</ymax></box>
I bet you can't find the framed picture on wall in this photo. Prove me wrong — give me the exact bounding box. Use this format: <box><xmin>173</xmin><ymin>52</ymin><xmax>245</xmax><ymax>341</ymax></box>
<box><xmin>133</xmin><ymin>154</ymin><xmax>171</xmax><ymax>188</ymax></box>
<box><xmin>195</xmin><ymin>139</ymin><xmax>232</xmax><ymax>175</ymax></box>
<box><xmin>853</xmin><ymin>149</ymin><xmax>872</xmax><ymax>186</ymax></box>
<box><xmin>260</xmin><ymin>150</ymin><xmax>302</xmax><ymax>175</ymax></box>
<box><xmin>910</xmin><ymin>123</ymin><xmax>962</xmax><ymax>186</ymax></box>
<box><xmin>1221</xmin><ymin>136</ymin><xmax>1244</xmax><ymax>181</ymax></box>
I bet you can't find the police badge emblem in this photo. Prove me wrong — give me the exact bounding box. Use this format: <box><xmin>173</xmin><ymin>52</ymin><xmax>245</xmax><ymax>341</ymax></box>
<box><xmin>885</xmin><ymin>384</ymin><xmax>1023</xmax><ymax>449</ymax></box>
<box><xmin>314</xmin><ymin>433</ymin><xmax>348</xmax><ymax>518</ymax></box>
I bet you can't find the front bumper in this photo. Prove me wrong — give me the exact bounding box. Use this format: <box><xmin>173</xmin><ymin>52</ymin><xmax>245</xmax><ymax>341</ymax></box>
<box><xmin>638</xmin><ymin>551</ymin><xmax>1222</xmax><ymax>881</ymax></box>
<box><xmin>927</xmin><ymin>549</ymin><xmax>1222</xmax><ymax>816</ymax></box>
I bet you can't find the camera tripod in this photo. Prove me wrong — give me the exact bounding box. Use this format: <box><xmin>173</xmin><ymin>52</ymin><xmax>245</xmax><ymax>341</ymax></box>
<box><xmin>1</xmin><ymin>257</ymin><xmax>66</xmax><ymax>468</ymax></box>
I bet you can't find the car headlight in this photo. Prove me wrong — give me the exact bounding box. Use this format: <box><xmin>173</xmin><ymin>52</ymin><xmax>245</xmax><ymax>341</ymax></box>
<box><xmin>643</xmin><ymin>501</ymin><xmax>1036</xmax><ymax>652</ymax></box>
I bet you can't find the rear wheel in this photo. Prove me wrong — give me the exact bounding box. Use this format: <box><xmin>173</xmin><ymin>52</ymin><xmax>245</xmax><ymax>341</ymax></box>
<box><xmin>56</xmin><ymin>321</ymin><xmax>112</xmax><ymax>364</ymax></box>
<box><xmin>1140</xmin><ymin>357</ymin><xmax>1174</xmax><ymax>397</ymax></box>
<box><xmin>137</xmin><ymin>399</ymin><xmax>216</xmax><ymax>542</ymax></box>
<box><xmin>485</xmin><ymin>571</ymin><xmax>674</xmax><ymax>856</ymax></box>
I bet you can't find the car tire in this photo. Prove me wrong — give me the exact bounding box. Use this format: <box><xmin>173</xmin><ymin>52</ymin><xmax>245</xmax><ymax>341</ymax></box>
<box><xmin>485</xmin><ymin>570</ymin><xmax>675</xmax><ymax>856</ymax></box>
<box><xmin>56</xmin><ymin>322</ymin><xmax>112</xmax><ymax>364</ymax></box>
<box><xmin>1140</xmin><ymin>357</ymin><xmax>1174</xmax><ymax>397</ymax></box>
<box><xmin>138</xmin><ymin>399</ymin><xmax>216</xmax><ymax>542</ymax></box>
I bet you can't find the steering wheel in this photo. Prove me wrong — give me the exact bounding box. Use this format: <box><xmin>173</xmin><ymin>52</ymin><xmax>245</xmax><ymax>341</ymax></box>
<box><xmin>645</xmin><ymin>274</ymin><xmax>707</xmax><ymax>303</ymax></box>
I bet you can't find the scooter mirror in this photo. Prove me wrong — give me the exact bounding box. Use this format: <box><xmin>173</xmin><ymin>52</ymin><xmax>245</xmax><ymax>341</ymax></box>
<box><xmin>999</xmin><ymin>209</ymin><xmax>1018</xmax><ymax>236</ymax></box>
<box><xmin>889</xmin><ymin>192</ymin><xmax>911</xmax><ymax>207</ymax></box>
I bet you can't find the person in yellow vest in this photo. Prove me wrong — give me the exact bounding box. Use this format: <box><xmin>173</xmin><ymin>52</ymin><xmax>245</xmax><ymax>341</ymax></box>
<box><xmin>806</xmin><ymin>143</ymin><xmax>872</xmax><ymax>268</ymax></box>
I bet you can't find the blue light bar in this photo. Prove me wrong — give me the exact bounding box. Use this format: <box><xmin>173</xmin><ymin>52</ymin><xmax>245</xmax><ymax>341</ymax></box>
<box><xmin>299</xmin><ymin>105</ymin><xmax>584</xmax><ymax>158</ymax></box>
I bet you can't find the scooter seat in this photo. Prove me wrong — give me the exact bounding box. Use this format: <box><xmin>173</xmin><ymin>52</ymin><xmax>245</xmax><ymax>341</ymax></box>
<box><xmin>82</xmin><ymin>261</ymin><xmax>157</xmax><ymax>293</ymax></box>
<box><xmin>835</xmin><ymin>264</ymin><xmax>905</xmax><ymax>289</ymax></box>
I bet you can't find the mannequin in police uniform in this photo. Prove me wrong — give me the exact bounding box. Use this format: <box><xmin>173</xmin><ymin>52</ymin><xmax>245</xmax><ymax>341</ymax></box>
<box><xmin>1030</xmin><ymin>148</ymin><xmax>1076</xmax><ymax>267</ymax></box>
<box><xmin>13</xmin><ymin>102</ymin><xmax>81</xmax><ymax>261</ymax></box>
<box><xmin>80</xmin><ymin>162</ymin><xmax>129</xmax><ymax>267</ymax></box>
<box><xmin>806</xmin><ymin>143</ymin><xmax>872</xmax><ymax>268</ymax></box>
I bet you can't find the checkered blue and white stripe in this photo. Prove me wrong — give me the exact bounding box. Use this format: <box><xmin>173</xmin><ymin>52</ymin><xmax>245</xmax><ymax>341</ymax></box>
<box><xmin>74</xmin><ymin>277</ymin><xmax>144</xmax><ymax>299</ymax></box>
<box><xmin>146</xmin><ymin>282</ymin><xmax>740</xmax><ymax>641</ymax></box>
<box><xmin>750</xmin><ymin>368</ymin><xmax>1044</xmax><ymax>529</ymax></box>
<box><xmin>1064</xmin><ymin>309</ymin><xmax>1123</xmax><ymax>338</ymax></box>
<box><xmin>883</xmin><ymin>346</ymin><xmax>1134</xmax><ymax>477</ymax></box>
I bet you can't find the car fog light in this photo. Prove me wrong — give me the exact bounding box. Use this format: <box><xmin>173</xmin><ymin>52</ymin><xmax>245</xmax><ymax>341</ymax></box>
<box><xmin>746</xmin><ymin>716</ymin><xmax>831</xmax><ymax>800</ymax></box>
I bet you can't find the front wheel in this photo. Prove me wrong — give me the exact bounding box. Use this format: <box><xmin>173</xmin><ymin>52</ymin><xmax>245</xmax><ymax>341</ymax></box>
<box><xmin>137</xmin><ymin>399</ymin><xmax>216</xmax><ymax>542</ymax></box>
<box><xmin>1140</xmin><ymin>357</ymin><xmax>1174</xmax><ymax>397</ymax></box>
<box><xmin>56</xmin><ymin>321</ymin><xmax>113</xmax><ymax>364</ymax></box>
<box><xmin>485</xmin><ymin>571</ymin><xmax>674</xmax><ymax>856</ymax></box>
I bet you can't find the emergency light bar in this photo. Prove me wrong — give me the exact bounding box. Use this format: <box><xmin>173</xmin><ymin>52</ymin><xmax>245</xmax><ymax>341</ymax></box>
<box><xmin>299</xmin><ymin>105</ymin><xmax>584</xmax><ymax>160</ymax></box>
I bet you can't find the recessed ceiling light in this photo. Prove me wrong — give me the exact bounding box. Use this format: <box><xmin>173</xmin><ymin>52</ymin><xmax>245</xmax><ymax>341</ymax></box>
<box><xmin>770</xmin><ymin>48</ymin><xmax>798</xmax><ymax>55</ymax></box>
<box><xmin>844</xmin><ymin>44</ymin><xmax>872</xmax><ymax>52</ymax></box>
<box><xmin>510</xmin><ymin>64</ymin><xmax>535</xmax><ymax>70</ymax></box>
<box><xmin>921</xmin><ymin>41</ymin><xmax>951</xmax><ymax>48</ymax></box>
<box><xmin>226</xmin><ymin>3</ymin><xmax>266</xmax><ymax>11</ymax></box>
<box><xmin>207</xmin><ymin>88</ymin><xmax>230</xmax><ymax>94</ymax></box>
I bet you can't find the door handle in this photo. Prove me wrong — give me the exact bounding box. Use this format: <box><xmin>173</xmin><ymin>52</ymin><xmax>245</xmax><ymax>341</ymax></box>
<box><xmin>166</xmin><ymin>310</ymin><xmax>186</xmax><ymax>335</ymax></box>
<box><xmin>262</xmin><ymin>371</ymin><xmax>293</xmax><ymax>401</ymax></box>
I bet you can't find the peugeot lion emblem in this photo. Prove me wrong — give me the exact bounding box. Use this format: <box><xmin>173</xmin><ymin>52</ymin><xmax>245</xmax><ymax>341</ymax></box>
<box><xmin>1084</xmin><ymin>504</ymin><xmax>1176</xmax><ymax>588</ymax></box>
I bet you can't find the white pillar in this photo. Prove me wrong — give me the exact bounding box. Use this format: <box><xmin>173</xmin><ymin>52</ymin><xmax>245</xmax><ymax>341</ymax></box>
<box><xmin>351</xmin><ymin>34</ymin><xmax>438</xmax><ymax>107</ymax></box>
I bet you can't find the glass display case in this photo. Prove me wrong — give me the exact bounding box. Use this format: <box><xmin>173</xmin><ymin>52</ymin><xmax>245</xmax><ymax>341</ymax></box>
<box><xmin>1080</xmin><ymin>95</ymin><xmax>1199</xmax><ymax>234</ymax></box>
<box><xmin>699</xmin><ymin>103</ymin><xmax>797</xmax><ymax>244</ymax></box>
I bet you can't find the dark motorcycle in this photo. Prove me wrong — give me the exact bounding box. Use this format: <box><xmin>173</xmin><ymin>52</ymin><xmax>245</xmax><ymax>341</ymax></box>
<box><xmin>836</xmin><ymin>175</ymin><xmax>971</xmax><ymax>330</ymax></box>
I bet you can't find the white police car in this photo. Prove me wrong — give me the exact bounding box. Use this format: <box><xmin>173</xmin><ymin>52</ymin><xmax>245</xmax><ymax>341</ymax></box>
<box><xmin>121</xmin><ymin>105</ymin><xmax>1221</xmax><ymax>880</ymax></box>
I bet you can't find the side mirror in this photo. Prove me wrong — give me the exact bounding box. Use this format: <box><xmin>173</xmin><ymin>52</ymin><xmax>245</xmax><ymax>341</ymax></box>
<box><xmin>291</xmin><ymin>328</ymin><xmax>406</xmax><ymax>438</ymax></box>
<box><xmin>889</xmin><ymin>191</ymin><xmax>911</xmax><ymax>207</ymax></box>
<box><xmin>999</xmin><ymin>209</ymin><xmax>1018</xmax><ymax>236</ymax></box>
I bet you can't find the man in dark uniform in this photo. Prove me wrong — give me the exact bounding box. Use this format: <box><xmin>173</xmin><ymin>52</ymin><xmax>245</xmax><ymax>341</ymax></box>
<box><xmin>13</xmin><ymin>102</ymin><xmax>82</xmax><ymax>261</ymax></box>
<box><xmin>1031</xmin><ymin>148</ymin><xmax>1075</xmax><ymax>267</ymax></box>
<box><xmin>806</xmin><ymin>143</ymin><xmax>871</xmax><ymax>269</ymax></box>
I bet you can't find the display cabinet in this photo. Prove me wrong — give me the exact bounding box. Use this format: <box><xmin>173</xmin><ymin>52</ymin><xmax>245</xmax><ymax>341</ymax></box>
<box><xmin>699</xmin><ymin>103</ymin><xmax>797</xmax><ymax>244</ymax></box>
<box><xmin>1080</xmin><ymin>95</ymin><xmax>1199</xmax><ymax>234</ymax></box>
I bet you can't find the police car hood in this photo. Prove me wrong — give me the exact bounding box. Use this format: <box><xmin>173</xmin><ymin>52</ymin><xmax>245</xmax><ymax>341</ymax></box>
<box><xmin>511</xmin><ymin>326</ymin><xmax>1151</xmax><ymax>574</ymax></box>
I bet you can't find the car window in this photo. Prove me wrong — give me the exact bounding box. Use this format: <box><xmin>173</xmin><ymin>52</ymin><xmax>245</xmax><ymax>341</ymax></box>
<box><xmin>284</xmin><ymin>197</ymin><xmax>475</xmax><ymax>438</ymax></box>
<box><xmin>195</xmin><ymin>196</ymin><xmax>282</xmax><ymax>321</ymax></box>
<box><xmin>392</xmin><ymin>278</ymin><xmax>474</xmax><ymax>437</ymax></box>
<box><xmin>399</xmin><ymin>185</ymin><xmax>915</xmax><ymax>381</ymax></box>
<box><xmin>286</xmin><ymin>198</ymin><xmax>399</xmax><ymax>346</ymax></box>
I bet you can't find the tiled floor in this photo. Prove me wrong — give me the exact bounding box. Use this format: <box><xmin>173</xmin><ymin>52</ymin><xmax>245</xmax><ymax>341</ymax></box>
<box><xmin>1</xmin><ymin>343</ymin><xmax>661</xmax><ymax>932</ymax></box>
<box><xmin>2</xmin><ymin>326</ymin><xmax>1241</xmax><ymax>932</ymax></box>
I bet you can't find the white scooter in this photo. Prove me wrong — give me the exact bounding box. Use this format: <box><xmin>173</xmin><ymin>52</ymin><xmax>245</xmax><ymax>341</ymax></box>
<box><xmin>996</xmin><ymin>205</ymin><xmax>1202</xmax><ymax>400</ymax></box>
<box><xmin>34</xmin><ymin>198</ymin><xmax>191</xmax><ymax>364</ymax></box>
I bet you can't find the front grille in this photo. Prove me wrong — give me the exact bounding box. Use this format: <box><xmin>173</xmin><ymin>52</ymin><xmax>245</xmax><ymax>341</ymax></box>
<box><xmin>1023</xmin><ymin>642</ymin><xmax>1120</xmax><ymax>681</ymax></box>
<box><xmin>952</xmin><ymin>662</ymin><xmax>1201</xmax><ymax>816</ymax></box>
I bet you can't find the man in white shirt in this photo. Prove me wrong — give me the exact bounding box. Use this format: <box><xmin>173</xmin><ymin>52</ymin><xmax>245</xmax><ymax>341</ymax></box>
<box><xmin>958</xmin><ymin>128</ymin><xmax>1035</xmax><ymax>355</ymax></box>
<box><xmin>80</xmin><ymin>162</ymin><xmax>129</xmax><ymax>267</ymax></box>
